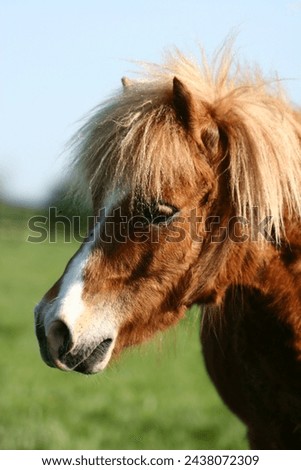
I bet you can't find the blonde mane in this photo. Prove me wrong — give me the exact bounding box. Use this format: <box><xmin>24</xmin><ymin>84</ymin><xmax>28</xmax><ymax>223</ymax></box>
<box><xmin>72</xmin><ymin>45</ymin><xmax>301</xmax><ymax>240</ymax></box>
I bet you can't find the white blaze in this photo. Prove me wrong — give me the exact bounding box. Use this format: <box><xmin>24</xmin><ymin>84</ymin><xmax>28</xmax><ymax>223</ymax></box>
<box><xmin>44</xmin><ymin>189</ymin><xmax>125</xmax><ymax>336</ymax></box>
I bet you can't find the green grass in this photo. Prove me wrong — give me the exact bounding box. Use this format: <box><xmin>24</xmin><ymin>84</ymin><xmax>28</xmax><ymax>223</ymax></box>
<box><xmin>0</xmin><ymin>203</ymin><xmax>247</xmax><ymax>450</ymax></box>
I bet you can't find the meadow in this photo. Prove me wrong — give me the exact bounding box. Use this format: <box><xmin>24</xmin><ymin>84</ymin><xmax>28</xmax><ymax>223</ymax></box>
<box><xmin>0</xmin><ymin>203</ymin><xmax>247</xmax><ymax>450</ymax></box>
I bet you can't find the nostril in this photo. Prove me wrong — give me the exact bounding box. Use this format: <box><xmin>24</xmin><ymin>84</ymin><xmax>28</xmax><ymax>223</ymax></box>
<box><xmin>47</xmin><ymin>320</ymin><xmax>71</xmax><ymax>359</ymax></box>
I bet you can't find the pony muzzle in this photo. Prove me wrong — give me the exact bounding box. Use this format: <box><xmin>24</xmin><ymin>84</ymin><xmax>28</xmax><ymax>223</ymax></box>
<box><xmin>39</xmin><ymin>319</ymin><xmax>115</xmax><ymax>374</ymax></box>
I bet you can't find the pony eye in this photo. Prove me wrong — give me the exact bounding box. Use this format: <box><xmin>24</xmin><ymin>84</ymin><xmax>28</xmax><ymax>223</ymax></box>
<box><xmin>141</xmin><ymin>201</ymin><xmax>179</xmax><ymax>225</ymax></box>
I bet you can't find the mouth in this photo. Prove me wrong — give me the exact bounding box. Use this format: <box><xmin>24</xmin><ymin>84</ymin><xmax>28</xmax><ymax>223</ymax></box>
<box><xmin>62</xmin><ymin>338</ymin><xmax>114</xmax><ymax>374</ymax></box>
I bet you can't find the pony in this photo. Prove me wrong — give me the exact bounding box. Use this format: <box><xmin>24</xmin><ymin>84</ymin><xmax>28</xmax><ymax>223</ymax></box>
<box><xmin>34</xmin><ymin>44</ymin><xmax>301</xmax><ymax>449</ymax></box>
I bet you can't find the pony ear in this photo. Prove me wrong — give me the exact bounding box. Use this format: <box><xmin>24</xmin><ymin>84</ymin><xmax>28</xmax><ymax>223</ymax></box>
<box><xmin>172</xmin><ymin>76</ymin><xmax>220</xmax><ymax>155</ymax></box>
<box><xmin>172</xmin><ymin>77</ymin><xmax>198</xmax><ymax>131</ymax></box>
<box><xmin>121</xmin><ymin>76</ymin><xmax>134</xmax><ymax>88</ymax></box>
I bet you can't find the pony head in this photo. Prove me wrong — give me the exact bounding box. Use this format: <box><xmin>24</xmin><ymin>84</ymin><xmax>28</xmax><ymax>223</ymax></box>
<box><xmin>35</xmin><ymin>47</ymin><xmax>301</xmax><ymax>374</ymax></box>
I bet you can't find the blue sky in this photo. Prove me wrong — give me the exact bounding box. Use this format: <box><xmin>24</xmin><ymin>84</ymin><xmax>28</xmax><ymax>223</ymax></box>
<box><xmin>1</xmin><ymin>0</ymin><xmax>301</xmax><ymax>206</ymax></box>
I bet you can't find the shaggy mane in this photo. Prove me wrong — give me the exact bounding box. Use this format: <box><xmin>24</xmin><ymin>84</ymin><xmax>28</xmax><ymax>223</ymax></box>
<box><xmin>72</xmin><ymin>44</ymin><xmax>301</xmax><ymax>240</ymax></box>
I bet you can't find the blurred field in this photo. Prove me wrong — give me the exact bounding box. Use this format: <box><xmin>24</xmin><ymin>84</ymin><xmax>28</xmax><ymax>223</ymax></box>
<box><xmin>0</xmin><ymin>203</ymin><xmax>247</xmax><ymax>450</ymax></box>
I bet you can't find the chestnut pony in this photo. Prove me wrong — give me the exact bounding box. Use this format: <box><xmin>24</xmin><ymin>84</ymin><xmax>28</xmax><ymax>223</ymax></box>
<box><xmin>35</xmin><ymin>46</ymin><xmax>301</xmax><ymax>449</ymax></box>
